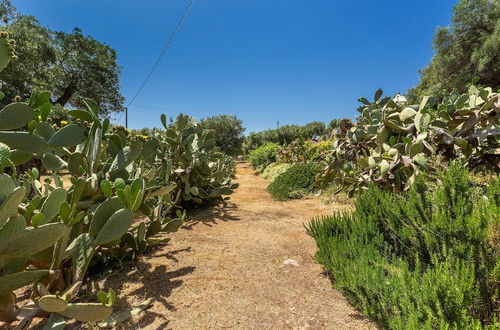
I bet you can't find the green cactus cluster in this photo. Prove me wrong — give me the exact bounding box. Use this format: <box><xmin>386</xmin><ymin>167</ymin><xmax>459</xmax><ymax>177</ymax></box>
<box><xmin>0</xmin><ymin>36</ymin><xmax>238</xmax><ymax>327</ymax></box>
<box><xmin>317</xmin><ymin>85</ymin><xmax>499</xmax><ymax>195</ymax></box>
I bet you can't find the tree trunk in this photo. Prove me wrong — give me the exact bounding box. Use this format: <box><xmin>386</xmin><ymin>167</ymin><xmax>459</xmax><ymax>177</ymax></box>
<box><xmin>54</xmin><ymin>85</ymin><xmax>77</xmax><ymax>106</ymax></box>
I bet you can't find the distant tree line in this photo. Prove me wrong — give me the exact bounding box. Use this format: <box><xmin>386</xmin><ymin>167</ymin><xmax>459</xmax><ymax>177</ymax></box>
<box><xmin>242</xmin><ymin>121</ymin><xmax>327</xmax><ymax>153</ymax></box>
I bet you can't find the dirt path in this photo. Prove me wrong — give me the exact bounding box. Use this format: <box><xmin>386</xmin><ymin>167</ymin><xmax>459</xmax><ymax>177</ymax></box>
<box><xmin>101</xmin><ymin>163</ymin><xmax>374</xmax><ymax>329</ymax></box>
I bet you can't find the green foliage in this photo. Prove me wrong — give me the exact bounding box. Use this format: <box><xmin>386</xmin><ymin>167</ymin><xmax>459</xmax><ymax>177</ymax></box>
<box><xmin>243</xmin><ymin>121</ymin><xmax>326</xmax><ymax>153</ymax></box>
<box><xmin>247</xmin><ymin>142</ymin><xmax>279</xmax><ymax>170</ymax></box>
<box><xmin>276</xmin><ymin>139</ymin><xmax>334</xmax><ymax>164</ymax></box>
<box><xmin>317</xmin><ymin>86</ymin><xmax>499</xmax><ymax>196</ymax></box>
<box><xmin>267</xmin><ymin>163</ymin><xmax>318</xmax><ymax>200</ymax></box>
<box><xmin>409</xmin><ymin>0</ymin><xmax>500</xmax><ymax>100</ymax></box>
<box><xmin>307</xmin><ymin>163</ymin><xmax>499</xmax><ymax>329</ymax></box>
<box><xmin>0</xmin><ymin>36</ymin><xmax>238</xmax><ymax>327</ymax></box>
<box><xmin>151</xmin><ymin>114</ymin><xmax>239</xmax><ymax>208</ymax></box>
<box><xmin>0</xmin><ymin>3</ymin><xmax>124</xmax><ymax>115</ymax></box>
<box><xmin>261</xmin><ymin>163</ymin><xmax>293</xmax><ymax>183</ymax></box>
<box><xmin>199</xmin><ymin>115</ymin><xmax>245</xmax><ymax>156</ymax></box>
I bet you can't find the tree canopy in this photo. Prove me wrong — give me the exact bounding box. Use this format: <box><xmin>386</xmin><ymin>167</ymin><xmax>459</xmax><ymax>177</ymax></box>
<box><xmin>199</xmin><ymin>115</ymin><xmax>245</xmax><ymax>156</ymax></box>
<box><xmin>0</xmin><ymin>0</ymin><xmax>124</xmax><ymax>116</ymax></box>
<box><xmin>408</xmin><ymin>0</ymin><xmax>500</xmax><ymax>100</ymax></box>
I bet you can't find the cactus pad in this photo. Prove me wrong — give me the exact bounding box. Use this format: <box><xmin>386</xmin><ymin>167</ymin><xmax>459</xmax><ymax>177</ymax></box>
<box><xmin>0</xmin><ymin>103</ymin><xmax>34</xmax><ymax>130</ymax></box>
<box><xmin>57</xmin><ymin>303</ymin><xmax>113</xmax><ymax>322</ymax></box>
<box><xmin>37</xmin><ymin>295</ymin><xmax>68</xmax><ymax>313</ymax></box>
<box><xmin>0</xmin><ymin>223</ymin><xmax>67</xmax><ymax>259</ymax></box>
<box><xmin>93</xmin><ymin>209</ymin><xmax>133</xmax><ymax>245</ymax></box>
<box><xmin>48</xmin><ymin>124</ymin><xmax>87</xmax><ymax>147</ymax></box>
<box><xmin>0</xmin><ymin>131</ymin><xmax>48</xmax><ymax>153</ymax></box>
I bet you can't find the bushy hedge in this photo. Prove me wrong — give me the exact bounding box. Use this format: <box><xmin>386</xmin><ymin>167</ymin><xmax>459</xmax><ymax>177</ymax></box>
<box><xmin>261</xmin><ymin>163</ymin><xmax>293</xmax><ymax>183</ymax></box>
<box><xmin>267</xmin><ymin>163</ymin><xmax>319</xmax><ymax>200</ymax></box>
<box><xmin>247</xmin><ymin>142</ymin><xmax>279</xmax><ymax>170</ymax></box>
<box><xmin>307</xmin><ymin>163</ymin><xmax>499</xmax><ymax>329</ymax></box>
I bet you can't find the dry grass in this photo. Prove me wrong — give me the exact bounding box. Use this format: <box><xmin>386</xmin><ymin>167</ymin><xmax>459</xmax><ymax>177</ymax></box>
<box><xmin>90</xmin><ymin>163</ymin><xmax>374</xmax><ymax>329</ymax></box>
<box><xmin>4</xmin><ymin>163</ymin><xmax>375</xmax><ymax>329</ymax></box>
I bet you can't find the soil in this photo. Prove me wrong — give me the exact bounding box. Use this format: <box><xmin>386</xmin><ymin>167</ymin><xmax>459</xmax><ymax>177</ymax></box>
<box><xmin>95</xmin><ymin>162</ymin><xmax>374</xmax><ymax>329</ymax></box>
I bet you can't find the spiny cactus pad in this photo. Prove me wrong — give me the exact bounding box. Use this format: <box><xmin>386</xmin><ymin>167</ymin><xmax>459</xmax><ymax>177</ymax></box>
<box><xmin>37</xmin><ymin>295</ymin><xmax>68</xmax><ymax>313</ymax></box>
<box><xmin>57</xmin><ymin>303</ymin><xmax>113</xmax><ymax>322</ymax></box>
<box><xmin>0</xmin><ymin>32</ymin><xmax>15</xmax><ymax>72</ymax></box>
<box><xmin>0</xmin><ymin>103</ymin><xmax>34</xmax><ymax>130</ymax></box>
<box><xmin>48</xmin><ymin>124</ymin><xmax>88</xmax><ymax>147</ymax></box>
<box><xmin>0</xmin><ymin>131</ymin><xmax>48</xmax><ymax>153</ymax></box>
<box><xmin>0</xmin><ymin>270</ymin><xmax>50</xmax><ymax>293</ymax></box>
<box><xmin>93</xmin><ymin>208</ymin><xmax>133</xmax><ymax>245</ymax></box>
<box><xmin>0</xmin><ymin>223</ymin><xmax>67</xmax><ymax>259</ymax></box>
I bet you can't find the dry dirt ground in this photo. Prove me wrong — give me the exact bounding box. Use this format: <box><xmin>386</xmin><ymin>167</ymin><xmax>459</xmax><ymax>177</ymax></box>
<box><xmin>93</xmin><ymin>162</ymin><xmax>374</xmax><ymax>329</ymax></box>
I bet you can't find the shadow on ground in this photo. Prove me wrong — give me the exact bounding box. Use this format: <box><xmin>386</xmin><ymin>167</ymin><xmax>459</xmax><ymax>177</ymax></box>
<box><xmin>95</xmin><ymin>248</ymin><xmax>195</xmax><ymax>329</ymax></box>
<box><xmin>183</xmin><ymin>201</ymin><xmax>240</xmax><ymax>230</ymax></box>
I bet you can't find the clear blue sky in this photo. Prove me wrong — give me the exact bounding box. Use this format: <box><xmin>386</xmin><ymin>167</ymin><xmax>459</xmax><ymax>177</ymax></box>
<box><xmin>15</xmin><ymin>0</ymin><xmax>457</xmax><ymax>133</ymax></box>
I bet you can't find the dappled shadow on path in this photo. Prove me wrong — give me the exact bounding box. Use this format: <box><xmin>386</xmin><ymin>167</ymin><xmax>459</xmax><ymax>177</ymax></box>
<box><xmin>183</xmin><ymin>201</ymin><xmax>240</xmax><ymax>230</ymax></box>
<box><xmin>96</xmin><ymin>248</ymin><xmax>195</xmax><ymax>329</ymax></box>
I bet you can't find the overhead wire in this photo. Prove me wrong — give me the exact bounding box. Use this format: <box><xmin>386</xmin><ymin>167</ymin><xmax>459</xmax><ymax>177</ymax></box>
<box><xmin>117</xmin><ymin>0</ymin><xmax>196</xmax><ymax>125</ymax></box>
<box><xmin>129</xmin><ymin>104</ymin><xmax>277</xmax><ymax>124</ymax></box>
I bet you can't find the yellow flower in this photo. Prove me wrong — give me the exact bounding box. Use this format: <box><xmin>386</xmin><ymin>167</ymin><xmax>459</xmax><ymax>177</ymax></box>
<box><xmin>60</xmin><ymin>120</ymin><xmax>68</xmax><ymax>125</ymax></box>
<box><xmin>38</xmin><ymin>115</ymin><xmax>42</xmax><ymax>120</ymax></box>
<box><xmin>127</xmin><ymin>129</ymin><xmax>131</xmax><ymax>133</ymax></box>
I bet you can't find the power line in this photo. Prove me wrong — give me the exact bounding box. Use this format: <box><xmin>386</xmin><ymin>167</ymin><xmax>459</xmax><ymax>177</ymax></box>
<box><xmin>117</xmin><ymin>0</ymin><xmax>196</xmax><ymax>126</ymax></box>
<box><xmin>130</xmin><ymin>104</ymin><xmax>277</xmax><ymax>124</ymax></box>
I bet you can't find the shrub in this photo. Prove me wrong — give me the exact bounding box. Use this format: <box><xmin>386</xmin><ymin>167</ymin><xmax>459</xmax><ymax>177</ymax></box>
<box><xmin>267</xmin><ymin>163</ymin><xmax>318</xmax><ymax>200</ymax></box>
<box><xmin>307</xmin><ymin>163</ymin><xmax>499</xmax><ymax>329</ymax></box>
<box><xmin>261</xmin><ymin>163</ymin><xmax>293</xmax><ymax>183</ymax></box>
<box><xmin>247</xmin><ymin>142</ymin><xmax>279</xmax><ymax>170</ymax></box>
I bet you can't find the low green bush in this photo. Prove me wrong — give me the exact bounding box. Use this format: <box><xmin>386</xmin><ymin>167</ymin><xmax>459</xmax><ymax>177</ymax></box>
<box><xmin>267</xmin><ymin>163</ymin><xmax>318</xmax><ymax>200</ymax></box>
<box><xmin>307</xmin><ymin>163</ymin><xmax>499</xmax><ymax>329</ymax></box>
<box><xmin>261</xmin><ymin>163</ymin><xmax>293</xmax><ymax>183</ymax></box>
<box><xmin>247</xmin><ymin>142</ymin><xmax>279</xmax><ymax>170</ymax></box>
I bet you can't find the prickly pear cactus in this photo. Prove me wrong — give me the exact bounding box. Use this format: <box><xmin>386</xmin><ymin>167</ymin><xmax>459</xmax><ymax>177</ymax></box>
<box><xmin>317</xmin><ymin>85</ymin><xmax>500</xmax><ymax>195</ymax></box>
<box><xmin>0</xmin><ymin>31</ymin><xmax>16</xmax><ymax>73</ymax></box>
<box><xmin>0</xmin><ymin>33</ymin><xmax>238</xmax><ymax>328</ymax></box>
